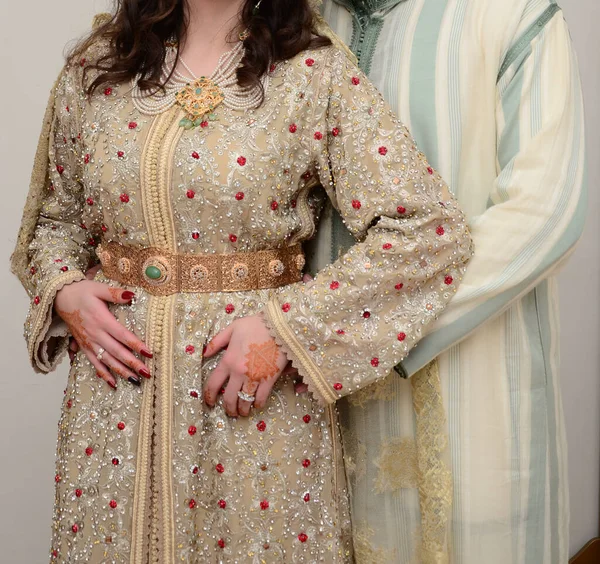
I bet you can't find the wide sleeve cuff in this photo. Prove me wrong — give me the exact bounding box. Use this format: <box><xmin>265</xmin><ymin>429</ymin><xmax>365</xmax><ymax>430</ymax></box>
<box><xmin>25</xmin><ymin>269</ymin><xmax>86</xmax><ymax>373</ymax></box>
<box><xmin>262</xmin><ymin>298</ymin><xmax>337</xmax><ymax>405</ymax></box>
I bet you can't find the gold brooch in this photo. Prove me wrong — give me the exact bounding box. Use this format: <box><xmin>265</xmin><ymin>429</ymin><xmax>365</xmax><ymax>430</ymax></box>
<box><xmin>175</xmin><ymin>77</ymin><xmax>225</xmax><ymax>130</ymax></box>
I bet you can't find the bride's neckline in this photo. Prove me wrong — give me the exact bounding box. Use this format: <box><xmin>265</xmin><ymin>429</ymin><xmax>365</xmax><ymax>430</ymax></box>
<box><xmin>130</xmin><ymin>38</ymin><xmax>269</xmax><ymax>127</ymax></box>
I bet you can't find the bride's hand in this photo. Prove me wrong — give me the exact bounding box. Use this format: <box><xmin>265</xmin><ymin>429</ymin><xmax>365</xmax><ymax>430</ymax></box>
<box><xmin>55</xmin><ymin>279</ymin><xmax>153</xmax><ymax>389</ymax></box>
<box><xmin>203</xmin><ymin>315</ymin><xmax>290</xmax><ymax>417</ymax></box>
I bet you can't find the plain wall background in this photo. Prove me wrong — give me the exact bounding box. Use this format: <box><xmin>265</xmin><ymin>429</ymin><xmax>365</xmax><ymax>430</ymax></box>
<box><xmin>0</xmin><ymin>0</ymin><xmax>597</xmax><ymax>561</ymax></box>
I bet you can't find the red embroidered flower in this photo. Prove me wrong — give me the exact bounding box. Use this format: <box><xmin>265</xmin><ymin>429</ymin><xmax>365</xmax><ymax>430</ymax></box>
<box><xmin>190</xmin><ymin>390</ymin><xmax>199</xmax><ymax>398</ymax></box>
<box><xmin>271</xmin><ymin>201</ymin><xmax>279</xmax><ymax>210</ymax></box>
<box><xmin>104</xmin><ymin>87</ymin><xmax>112</xmax><ymax>96</ymax></box>
<box><xmin>332</xmin><ymin>127</ymin><xmax>340</xmax><ymax>137</ymax></box>
<box><xmin>85</xmin><ymin>447</ymin><xmax>93</xmax><ymax>456</ymax></box>
<box><xmin>185</xmin><ymin>345</ymin><xmax>195</xmax><ymax>355</ymax></box>
<box><xmin>289</xmin><ymin>123</ymin><xmax>297</xmax><ymax>133</ymax></box>
<box><xmin>362</xmin><ymin>311</ymin><xmax>371</xmax><ymax>319</ymax></box>
<box><xmin>218</xmin><ymin>499</ymin><xmax>227</xmax><ymax>509</ymax></box>
<box><xmin>333</xmin><ymin>382</ymin><xmax>343</xmax><ymax>391</ymax></box>
<box><xmin>371</xmin><ymin>357</ymin><xmax>379</xmax><ymax>367</ymax></box>
<box><xmin>56</xmin><ymin>165</ymin><xmax>64</xmax><ymax>175</ymax></box>
<box><xmin>216</xmin><ymin>463</ymin><xmax>225</xmax><ymax>473</ymax></box>
<box><xmin>298</xmin><ymin>533</ymin><xmax>308</xmax><ymax>543</ymax></box>
<box><xmin>237</xmin><ymin>156</ymin><xmax>247</xmax><ymax>166</ymax></box>
<box><xmin>112</xmin><ymin>457</ymin><xmax>119</xmax><ymax>466</ymax></box>
<box><xmin>336</xmin><ymin>329</ymin><xmax>345</xmax><ymax>335</ymax></box>
<box><xmin>80</xmin><ymin>58</ymin><xmax>86</xmax><ymax>66</ymax></box>
<box><xmin>34</xmin><ymin>296</ymin><xmax>40</xmax><ymax>305</ymax></box>
<box><xmin>120</xmin><ymin>193</ymin><xmax>129</xmax><ymax>203</ymax></box>
<box><xmin>128</xmin><ymin>121</ymin><xmax>137</xmax><ymax>130</ymax></box>
<box><xmin>225</xmin><ymin>304</ymin><xmax>235</xmax><ymax>314</ymax></box>
<box><xmin>436</xmin><ymin>226</ymin><xmax>445</xmax><ymax>236</ymax></box>
<box><xmin>117</xmin><ymin>422</ymin><xmax>125</xmax><ymax>431</ymax></box>
<box><xmin>101</xmin><ymin>224</ymin><xmax>108</xmax><ymax>232</ymax></box>
<box><xmin>254</xmin><ymin>420</ymin><xmax>267</xmax><ymax>432</ymax></box>
<box><xmin>303</xmin><ymin>493</ymin><xmax>310</xmax><ymax>502</ymax></box>
<box><xmin>302</xmin><ymin>458</ymin><xmax>311</xmax><ymax>468</ymax></box>
<box><xmin>397</xmin><ymin>206</ymin><xmax>406</xmax><ymax>214</ymax></box>
<box><xmin>188</xmin><ymin>425</ymin><xmax>197</xmax><ymax>436</ymax></box>
<box><xmin>235</xmin><ymin>192</ymin><xmax>245</xmax><ymax>201</ymax></box>
<box><xmin>229</xmin><ymin>233</ymin><xmax>238</xmax><ymax>243</ymax></box>
<box><xmin>378</xmin><ymin>146</ymin><xmax>388</xmax><ymax>156</ymax></box>
<box><xmin>191</xmin><ymin>231</ymin><xmax>200</xmax><ymax>240</ymax></box>
<box><xmin>71</xmin><ymin>524</ymin><xmax>79</xmax><ymax>534</ymax></box>
<box><xmin>445</xmin><ymin>275</ymin><xmax>454</xmax><ymax>285</ymax></box>
<box><xmin>55</xmin><ymin>474</ymin><xmax>61</xmax><ymax>483</ymax></box>
<box><xmin>75</xmin><ymin>489</ymin><xmax>82</xmax><ymax>498</ymax></box>
<box><xmin>281</xmin><ymin>303</ymin><xmax>291</xmax><ymax>312</ymax></box>
<box><xmin>351</xmin><ymin>77</ymin><xmax>360</xmax><ymax>86</ymax></box>
<box><xmin>117</xmin><ymin>151</ymin><xmax>124</xmax><ymax>158</ymax></box>
<box><xmin>191</xmin><ymin>151</ymin><xmax>199</xmax><ymax>159</ymax></box>
<box><xmin>305</xmin><ymin>58</ymin><xmax>315</xmax><ymax>67</ymax></box>
<box><xmin>218</xmin><ymin>539</ymin><xmax>226</xmax><ymax>549</ymax></box>
<box><xmin>427</xmin><ymin>166</ymin><xmax>434</xmax><ymax>175</ymax></box>
<box><xmin>260</xmin><ymin>500</ymin><xmax>269</xmax><ymax>510</ymax></box>
<box><xmin>397</xmin><ymin>332</ymin><xmax>406</xmax><ymax>342</ymax></box>
<box><xmin>60</xmin><ymin>266</ymin><xmax>69</xmax><ymax>272</ymax></box>
<box><xmin>303</xmin><ymin>414</ymin><xmax>311</xmax><ymax>424</ymax></box>
<box><xmin>314</xmin><ymin>131</ymin><xmax>323</xmax><ymax>140</ymax></box>
<box><xmin>270</xmin><ymin>63</ymin><xmax>277</xmax><ymax>73</ymax></box>
<box><xmin>291</xmin><ymin>199</ymin><xmax>297</xmax><ymax>208</ymax></box>
<box><xmin>351</xmin><ymin>199</ymin><xmax>361</xmax><ymax>210</ymax></box>
<box><xmin>189</xmin><ymin>499</ymin><xmax>196</xmax><ymax>509</ymax></box>
<box><xmin>84</xmin><ymin>154</ymin><xmax>90</xmax><ymax>164</ymax></box>
<box><xmin>395</xmin><ymin>282</ymin><xmax>404</xmax><ymax>290</ymax></box>
<box><xmin>109</xmin><ymin>500</ymin><xmax>117</xmax><ymax>509</ymax></box>
<box><xmin>186</xmin><ymin>189</ymin><xmax>195</xmax><ymax>199</ymax></box>
<box><xmin>382</xmin><ymin>243</ymin><xmax>392</xmax><ymax>250</ymax></box>
<box><xmin>200</xmin><ymin>121</ymin><xmax>208</xmax><ymax>128</ymax></box>
<box><xmin>330</xmin><ymin>281</ymin><xmax>340</xmax><ymax>290</ymax></box>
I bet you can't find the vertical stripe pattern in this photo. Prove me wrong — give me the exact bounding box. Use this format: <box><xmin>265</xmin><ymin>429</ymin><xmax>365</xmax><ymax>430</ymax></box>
<box><xmin>326</xmin><ymin>0</ymin><xmax>585</xmax><ymax>561</ymax></box>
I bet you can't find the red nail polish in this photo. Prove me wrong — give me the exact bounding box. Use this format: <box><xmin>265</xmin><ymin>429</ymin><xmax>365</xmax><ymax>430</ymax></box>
<box><xmin>108</xmin><ymin>380</ymin><xmax>117</xmax><ymax>390</ymax></box>
<box><xmin>139</xmin><ymin>368</ymin><xmax>151</xmax><ymax>379</ymax></box>
<box><xmin>122</xmin><ymin>291</ymin><xmax>135</xmax><ymax>300</ymax></box>
<box><xmin>202</xmin><ymin>345</ymin><xmax>207</xmax><ymax>355</ymax></box>
<box><xmin>141</xmin><ymin>349</ymin><xmax>153</xmax><ymax>359</ymax></box>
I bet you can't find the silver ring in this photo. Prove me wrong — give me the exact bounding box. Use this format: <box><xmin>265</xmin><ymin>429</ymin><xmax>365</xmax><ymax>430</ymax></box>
<box><xmin>237</xmin><ymin>390</ymin><xmax>256</xmax><ymax>403</ymax></box>
<box><xmin>96</xmin><ymin>347</ymin><xmax>105</xmax><ymax>360</ymax></box>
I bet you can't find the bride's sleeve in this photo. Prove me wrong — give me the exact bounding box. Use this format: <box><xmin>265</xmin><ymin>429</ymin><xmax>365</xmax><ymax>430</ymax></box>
<box><xmin>262</xmin><ymin>48</ymin><xmax>474</xmax><ymax>404</ymax></box>
<box><xmin>13</xmin><ymin>63</ymin><xmax>96</xmax><ymax>374</ymax></box>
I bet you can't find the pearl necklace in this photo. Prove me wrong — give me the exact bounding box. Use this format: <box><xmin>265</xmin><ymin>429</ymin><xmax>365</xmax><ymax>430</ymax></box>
<box><xmin>131</xmin><ymin>39</ymin><xmax>269</xmax><ymax>125</ymax></box>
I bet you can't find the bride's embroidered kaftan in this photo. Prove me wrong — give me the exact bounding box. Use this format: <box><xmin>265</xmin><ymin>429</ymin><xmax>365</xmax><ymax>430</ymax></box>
<box><xmin>11</xmin><ymin>29</ymin><xmax>473</xmax><ymax>563</ymax></box>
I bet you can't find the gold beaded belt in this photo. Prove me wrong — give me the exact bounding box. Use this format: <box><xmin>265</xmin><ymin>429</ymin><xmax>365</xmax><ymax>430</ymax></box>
<box><xmin>96</xmin><ymin>240</ymin><xmax>305</xmax><ymax>296</ymax></box>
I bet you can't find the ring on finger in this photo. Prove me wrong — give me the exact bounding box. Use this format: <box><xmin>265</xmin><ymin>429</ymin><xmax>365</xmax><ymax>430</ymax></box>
<box><xmin>237</xmin><ymin>390</ymin><xmax>256</xmax><ymax>403</ymax></box>
<box><xmin>96</xmin><ymin>347</ymin><xmax>106</xmax><ymax>361</ymax></box>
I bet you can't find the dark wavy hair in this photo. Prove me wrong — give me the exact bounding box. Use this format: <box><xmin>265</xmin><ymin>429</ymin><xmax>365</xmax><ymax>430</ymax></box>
<box><xmin>66</xmin><ymin>0</ymin><xmax>331</xmax><ymax>100</ymax></box>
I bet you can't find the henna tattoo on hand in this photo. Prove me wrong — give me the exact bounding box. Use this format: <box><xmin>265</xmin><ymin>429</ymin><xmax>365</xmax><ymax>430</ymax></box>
<box><xmin>55</xmin><ymin>307</ymin><xmax>93</xmax><ymax>351</ymax></box>
<box><xmin>244</xmin><ymin>340</ymin><xmax>280</xmax><ymax>383</ymax></box>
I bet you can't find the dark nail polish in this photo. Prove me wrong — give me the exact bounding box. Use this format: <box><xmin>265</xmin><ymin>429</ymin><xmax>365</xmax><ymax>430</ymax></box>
<box><xmin>141</xmin><ymin>349</ymin><xmax>153</xmax><ymax>359</ymax></box>
<box><xmin>122</xmin><ymin>291</ymin><xmax>135</xmax><ymax>301</ymax></box>
<box><xmin>128</xmin><ymin>376</ymin><xmax>141</xmax><ymax>387</ymax></box>
<box><xmin>139</xmin><ymin>368</ymin><xmax>151</xmax><ymax>379</ymax></box>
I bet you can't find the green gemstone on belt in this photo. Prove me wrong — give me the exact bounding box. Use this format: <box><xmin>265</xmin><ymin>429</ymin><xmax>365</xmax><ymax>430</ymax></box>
<box><xmin>145</xmin><ymin>265</ymin><xmax>162</xmax><ymax>280</ymax></box>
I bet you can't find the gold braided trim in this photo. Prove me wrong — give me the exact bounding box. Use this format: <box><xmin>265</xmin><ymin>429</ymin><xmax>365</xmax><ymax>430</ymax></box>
<box><xmin>156</xmin><ymin>295</ymin><xmax>176</xmax><ymax>563</ymax></box>
<box><xmin>263</xmin><ymin>300</ymin><xmax>336</xmax><ymax>404</ymax></box>
<box><xmin>411</xmin><ymin>359</ymin><xmax>452</xmax><ymax>564</ymax></box>
<box><xmin>97</xmin><ymin>240</ymin><xmax>305</xmax><ymax>295</ymax></box>
<box><xmin>130</xmin><ymin>296</ymin><xmax>158</xmax><ymax>564</ymax></box>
